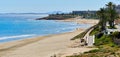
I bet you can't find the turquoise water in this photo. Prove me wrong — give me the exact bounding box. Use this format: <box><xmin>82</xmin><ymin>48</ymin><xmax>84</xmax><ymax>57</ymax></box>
<box><xmin>0</xmin><ymin>14</ymin><xmax>91</xmax><ymax>43</ymax></box>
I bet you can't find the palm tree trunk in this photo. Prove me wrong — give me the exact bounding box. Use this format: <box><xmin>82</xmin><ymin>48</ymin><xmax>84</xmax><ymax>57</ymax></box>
<box><xmin>109</xmin><ymin>20</ymin><xmax>112</xmax><ymax>28</ymax></box>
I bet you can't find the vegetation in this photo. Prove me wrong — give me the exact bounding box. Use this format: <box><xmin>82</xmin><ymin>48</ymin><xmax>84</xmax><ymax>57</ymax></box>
<box><xmin>68</xmin><ymin>2</ymin><xmax>120</xmax><ymax>57</ymax></box>
<box><xmin>37</xmin><ymin>13</ymin><xmax>79</xmax><ymax>20</ymax></box>
<box><xmin>97</xmin><ymin>8</ymin><xmax>107</xmax><ymax>31</ymax></box>
<box><xmin>94</xmin><ymin>35</ymin><xmax>117</xmax><ymax>47</ymax></box>
<box><xmin>68</xmin><ymin>34</ymin><xmax>120</xmax><ymax>57</ymax></box>
<box><xmin>95</xmin><ymin>2</ymin><xmax>119</xmax><ymax>34</ymax></box>
<box><xmin>90</xmin><ymin>26</ymin><xmax>101</xmax><ymax>36</ymax></box>
<box><xmin>68</xmin><ymin>30</ymin><xmax>120</xmax><ymax>56</ymax></box>
<box><xmin>90</xmin><ymin>2</ymin><xmax>119</xmax><ymax>35</ymax></box>
<box><xmin>111</xmin><ymin>31</ymin><xmax>120</xmax><ymax>38</ymax></box>
<box><xmin>79</xmin><ymin>11</ymin><xmax>98</xmax><ymax>19</ymax></box>
<box><xmin>72</xmin><ymin>11</ymin><xmax>99</xmax><ymax>19</ymax></box>
<box><xmin>71</xmin><ymin>24</ymin><xmax>97</xmax><ymax>40</ymax></box>
<box><xmin>67</xmin><ymin>47</ymin><xmax>120</xmax><ymax>57</ymax></box>
<box><xmin>71</xmin><ymin>31</ymin><xmax>86</xmax><ymax>40</ymax></box>
<box><xmin>106</xmin><ymin>2</ymin><xmax>119</xmax><ymax>28</ymax></box>
<box><xmin>107</xmin><ymin>26</ymin><xmax>117</xmax><ymax>29</ymax></box>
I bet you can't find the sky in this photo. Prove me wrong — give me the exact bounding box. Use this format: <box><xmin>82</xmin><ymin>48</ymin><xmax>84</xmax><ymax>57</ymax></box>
<box><xmin>0</xmin><ymin>0</ymin><xmax>119</xmax><ymax>13</ymax></box>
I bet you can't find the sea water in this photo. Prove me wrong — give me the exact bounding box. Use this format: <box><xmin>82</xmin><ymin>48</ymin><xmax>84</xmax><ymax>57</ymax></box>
<box><xmin>0</xmin><ymin>14</ymin><xmax>91</xmax><ymax>43</ymax></box>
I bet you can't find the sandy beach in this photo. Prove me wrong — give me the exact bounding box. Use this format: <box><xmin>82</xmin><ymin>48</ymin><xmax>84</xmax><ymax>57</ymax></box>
<box><xmin>0</xmin><ymin>19</ymin><xmax>99</xmax><ymax>57</ymax></box>
<box><xmin>56</xmin><ymin>17</ymin><xmax>99</xmax><ymax>25</ymax></box>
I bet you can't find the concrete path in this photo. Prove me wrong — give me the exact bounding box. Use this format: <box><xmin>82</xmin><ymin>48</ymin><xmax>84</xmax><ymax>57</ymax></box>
<box><xmin>83</xmin><ymin>27</ymin><xmax>94</xmax><ymax>46</ymax></box>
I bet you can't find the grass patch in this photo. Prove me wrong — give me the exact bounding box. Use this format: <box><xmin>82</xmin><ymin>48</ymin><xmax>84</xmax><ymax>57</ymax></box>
<box><xmin>95</xmin><ymin>35</ymin><xmax>113</xmax><ymax>46</ymax></box>
<box><xmin>71</xmin><ymin>31</ymin><xmax>86</xmax><ymax>40</ymax></box>
<box><xmin>68</xmin><ymin>34</ymin><xmax>120</xmax><ymax>57</ymax></box>
<box><xmin>71</xmin><ymin>24</ymin><xmax>97</xmax><ymax>40</ymax></box>
<box><xmin>84</xmin><ymin>49</ymin><xmax>100</xmax><ymax>53</ymax></box>
<box><xmin>107</xmin><ymin>26</ymin><xmax>117</xmax><ymax>29</ymax></box>
<box><xmin>89</xmin><ymin>27</ymin><xmax>100</xmax><ymax>36</ymax></box>
<box><xmin>68</xmin><ymin>23</ymin><xmax>120</xmax><ymax>57</ymax></box>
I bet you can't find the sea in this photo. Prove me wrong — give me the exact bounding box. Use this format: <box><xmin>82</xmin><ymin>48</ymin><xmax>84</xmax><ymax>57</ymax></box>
<box><xmin>0</xmin><ymin>14</ymin><xmax>92</xmax><ymax>43</ymax></box>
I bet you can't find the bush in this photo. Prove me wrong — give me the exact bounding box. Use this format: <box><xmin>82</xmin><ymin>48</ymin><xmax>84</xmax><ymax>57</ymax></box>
<box><xmin>109</xmin><ymin>43</ymin><xmax>117</xmax><ymax>47</ymax></box>
<box><xmin>111</xmin><ymin>31</ymin><xmax>120</xmax><ymax>38</ymax></box>
<box><xmin>95</xmin><ymin>35</ymin><xmax>115</xmax><ymax>46</ymax></box>
<box><xmin>95</xmin><ymin>32</ymin><xmax>104</xmax><ymax>38</ymax></box>
<box><xmin>90</xmin><ymin>27</ymin><xmax>100</xmax><ymax>35</ymax></box>
<box><xmin>84</xmin><ymin>49</ymin><xmax>100</xmax><ymax>53</ymax></box>
<box><xmin>107</xmin><ymin>26</ymin><xmax>117</xmax><ymax>29</ymax></box>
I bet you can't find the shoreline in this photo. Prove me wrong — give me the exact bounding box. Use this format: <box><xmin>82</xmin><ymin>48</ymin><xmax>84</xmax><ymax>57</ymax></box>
<box><xmin>55</xmin><ymin>16</ymin><xmax>99</xmax><ymax>25</ymax></box>
<box><xmin>0</xmin><ymin>28</ymin><xmax>83</xmax><ymax>45</ymax></box>
<box><xmin>0</xmin><ymin>29</ymin><xmax>85</xmax><ymax>57</ymax></box>
<box><xmin>0</xmin><ymin>18</ymin><xmax>97</xmax><ymax>44</ymax></box>
<box><xmin>0</xmin><ymin>19</ymin><xmax>99</xmax><ymax>57</ymax></box>
<box><xmin>57</xmin><ymin>19</ymin><xmax>99</xmax><ymax>25</ymax></box>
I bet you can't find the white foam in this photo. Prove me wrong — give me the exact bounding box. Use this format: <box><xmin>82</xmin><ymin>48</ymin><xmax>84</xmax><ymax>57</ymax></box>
<box><xmin>0</xmin><ymin>34</ymin><xmax>36</xmax><ymax>40</ymax></box>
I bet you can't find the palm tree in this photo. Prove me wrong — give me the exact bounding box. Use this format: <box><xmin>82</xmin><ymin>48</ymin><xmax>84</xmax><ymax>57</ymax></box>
<box><xmin>97</xmin><ymin>8</ymin><xmax>107</xmax><ymax>31</ymax></box>
<box><xmin>106</xmin><ymin>2</ymin><xmax>119</xmax><ymax>28</ymax></box>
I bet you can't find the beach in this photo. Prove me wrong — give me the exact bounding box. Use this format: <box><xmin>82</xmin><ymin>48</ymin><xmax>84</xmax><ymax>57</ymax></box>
<box><xmin>56</xmin><ymin>17</ymin><xmax>99</xmax><ymax>25</ymax></box>
<box><xmin>0</xmin><ymin>19</ymin><xmax>98</xmax><ymax>57</ymax></box>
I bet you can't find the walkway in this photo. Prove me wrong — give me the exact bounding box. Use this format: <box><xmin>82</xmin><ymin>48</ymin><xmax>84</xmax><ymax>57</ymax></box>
<box><xmin>83</xmin><ymin>27</ymin><xmax>95</xmax><ymax>46</ymax></box>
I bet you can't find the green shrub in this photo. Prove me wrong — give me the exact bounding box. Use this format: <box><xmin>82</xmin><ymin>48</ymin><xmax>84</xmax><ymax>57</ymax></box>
<box><xmin>95</xmin><ymin>32</ymin><xmax>104</xmax><ymax>38</ymax></box>
<box><xmin>71</xmin><ymin>31</ymin><xmax>86</xmax><ymax>40</ymax></box>
<box><xmin>84</xmin><ymin>49</ymin><xmax>100</xmax><ymax>53</ymax></box>
<box><xmin>95</xmin><ymin>35</ymin><xmax>115</xmax><ymax>46</ymax></box>
<box><xmin>90</xmin><ymin>27</ymin><xmax>100</xmax><ymax>35</ymax></box>
<box><xmin>111</xmin><ymin>31</ymin><xmax>120</xmax><ymax>38</ymax></box>
<box><xmin>109</xmin><ymin>43</ymin><xmax>117</xmax><ymax>47</ymax></box>
<box><xmin>107</xmin><ymin>26</ymin><xmax>117</xmax><ymax>29</ymax></box>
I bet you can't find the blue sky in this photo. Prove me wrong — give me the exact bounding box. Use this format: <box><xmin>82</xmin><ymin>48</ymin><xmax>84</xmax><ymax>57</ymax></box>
<box><xmin>0</xmin><ymin>0</ymin><xmax>119</xmax><ymax>13</ymax></box>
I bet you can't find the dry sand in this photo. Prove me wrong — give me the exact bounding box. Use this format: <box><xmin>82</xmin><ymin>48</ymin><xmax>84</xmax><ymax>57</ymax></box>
<box><xmin>0</xmin><ymin>19</ymin><xmax>99</xmax><ymax>57</ymax></box>
<box><xmin>57</xmin><ymin>17</ymin><xmax>99</xmax><ymax>25</ymax></box>
<box><xmin>0</xmin><ymin>29</ymin><xmax>85</xmax><ymax>57</ymax></box>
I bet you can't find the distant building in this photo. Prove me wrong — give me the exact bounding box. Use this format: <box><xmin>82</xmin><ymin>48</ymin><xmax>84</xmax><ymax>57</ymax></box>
<box><xmin>72</xmin><ymin>11</ymin><xmax>97</xmax><ymax>19</ymax></box>
<box><xmin>72</xmin><ymin>11</ymin><xmax>96</xmax><ymax>15</ymax></box>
